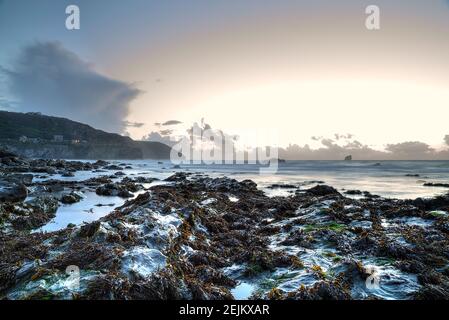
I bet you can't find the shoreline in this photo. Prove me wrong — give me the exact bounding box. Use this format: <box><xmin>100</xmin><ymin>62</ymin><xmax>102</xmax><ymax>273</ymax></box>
<box><xmin>1</xmin><ymin>150</ymin><xmax>449</xmax><ymax>300</ymax></box>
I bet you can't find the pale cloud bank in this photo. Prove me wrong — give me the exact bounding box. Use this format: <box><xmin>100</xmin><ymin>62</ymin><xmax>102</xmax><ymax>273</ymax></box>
<box><xmin>2</xmin><ymin>42</ymin><xmax>142</xmax><ymax>133</ymax></box>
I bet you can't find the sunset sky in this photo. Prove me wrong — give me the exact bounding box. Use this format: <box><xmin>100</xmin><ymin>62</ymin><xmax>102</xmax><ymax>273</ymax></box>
<box><xmin>1</xmin><ymin>0</ymin><xmax>449</xmax><ymax>155</ymax></box>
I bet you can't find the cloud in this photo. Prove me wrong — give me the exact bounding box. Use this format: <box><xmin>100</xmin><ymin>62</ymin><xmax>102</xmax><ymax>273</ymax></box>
<box><xmin>334</xmin><ymin>133</ymin><xmax>354</xmax><ymax>140</ymax></box>
<box><xmin>162</xmin><ymin>120</ymin><xmax>182</xmax><ymax>126</ymax></box>
<box><xmin>385</xmin><ymin>141</ymin><xmax>434</xmax><ymax>156</ymax></box>
<box><xmin>123</xmin><ymin>121</ymin><xmax>144</xmax><ymax>128</ymax></box>
<box><xmin>321</xmin><ymin>138</ymin><xmax>335</xmax><ymax>148</ymax></box>
<box><xmin>185</xmin><ymin>120</ymin><xmax>238</xmax><ymax>150</ymax></box>
<box><xmin>142</xmin><ymin>131</ymin><xmax>177</xmax><ymax>147</ymax></box>
<box><xmin>2</xmin><ymin>41</ymin><xmax>142</xmax><ymax>133</ymax></box>
<box><xmin>0</xmin><ymin>97</ymin><xmax>15</xmax><ymax>110</ymax></box>
<box><xmin>144</xmin><ymin>119</ymin><xmax>240</xmax><ymax>154</ymax></box>
<box><xmin>279</xmin><ymin>138</ymin><xmax>387</xmax><ymax>160</ymax></box>
<box><xmin>279</xmin><ymin>137</ymin><xmax>449</xmax><ymax>160</ymax></box>
<box><xmin>142</xmin><ymin>118</ymin><xmax>449</xmax><ymax>160</ymax></box>
<box><xmin>159</xmin><ymin>129</ymin><xmax>173</xmax><ymax>136</ymax></box>
<box><xmin>144</xmin><ymin>119</ymin><xmax>449</xmax><ymax>160</ymax></box>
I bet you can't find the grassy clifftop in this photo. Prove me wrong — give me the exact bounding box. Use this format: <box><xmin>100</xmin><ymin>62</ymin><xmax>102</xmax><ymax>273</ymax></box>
<box><xmin>0</xmin><ymin>111</ymin><xmax>132</xmax><ymax>144</ymax></box>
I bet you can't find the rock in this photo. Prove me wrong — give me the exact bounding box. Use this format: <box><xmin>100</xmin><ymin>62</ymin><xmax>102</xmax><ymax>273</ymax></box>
<box><xmin>418</xmin><ymin>271</ymin><xmax>443</xmax><ymax>286</ymax></box>
<box><xmin>267</xmin><ymin>183</ymin><xmax>297</xmax><ymax>189</ymax></box>
<box><xmin>415</xmin><ymin>284</ymin><xmax>449</xmax><ymax>300</ymax></box>
<box><xmin>1</xmin><ymin>174</ymin><xmax>33</xmax><ymax>185</ymax></box>
<box><xmin>395</xmin><ymin>260</ymin><xmax>426</xmax><ymax>274</ymax></box>
<box><xmin>239</xmin><ymin>179</ymin><xmax>258</xmax><ymax>192</ymax></box>
<box><xmin>96</xmin><ymin>182</ymin><xmax>138</xmax><ymax>198</ymax></box>
<box><xmin>61</xmin><ymin>171</ymin><xmax>75</xmax><ymax>177</ymax></box>
<box><xmin>117</xmin><ymin>190</ymin><xmax>133</xmax><ymax>198</ymax></box>
<box><xmin>165</xmin><ymin>172</ymin><xmax>189</xmax><ymax>182</ymax></box>
<box><xmin>344</xmin><ymin>190</ymin><xmax>362</xmax><ymax>195</ymax></box>
<box><xmin>78</xmin><ymin>221</ymin><xmax>101</xmax><ymax>238</ymax></box>
<box><xmin>132</xmin><ymin>176</ymin><xmax>159</xmax><ymax>184</ymax></box>
<box><xmin>423</xmin><ymin>183</ymin><xmax>449</xmax><ymax>188</ymax></box>
<box><xmin>363</xmin><ymin>191</ymin><xmax>380</xmax><ymax>199</ymax></box>
<box><xmin>30</xmin><ymin>167</ymin><xmax>57</xmax><ymax>174</ymax></box>
<box><xmin>306</xmin><ymin>185</ymin><xmax>341</xmax><ymax>197</ymax></box>
<box><xmin>60</xmin><ymin>192</ymin><xmax>83</xmax><ymax>204</ymax></box>
<box><xmin>104</xmin><ymin>165</ymin><xmax>123</xmax><ymax>171</ymax></box>
<box><xmin>353</xmin><ymin>235</ymin><xmax>378</xmax><ymax>250</ymax></box>
<box><xmin>0</xmin><ymin>149</ymin><xmax>18</xmax><ymax>158</ymax></box>
<box><xmin>0</xmin><ymin>182</ymin><xmax>28</xmax><ymax>203</ymax></box>
<box><xmin>9</xmin><ymin>196</ymin><xmax>59</xmax><ymax>230</ymax></box>
<box><xmin>94</xmin><ymin>160</ymin><xmax>109</xmax><ymax>167</ymax></box>
<box><xmin>96</xmin><ymin>184</ymin><xmax>116</xmax><ymax>196</ymax></box>
<box><xmin>45</xmin><ymin>184</ymin><xmax>65</xmax><ymax>193</ymax></box>
<box><xmin>412</xmin><ymin>195</ymin><xmax>449</xmax><ymax>211</ymax></box>
<box><xmin>28</xmin><ymin>196</ymin><xmax>59</xmax><ymax>214</ymax></box>
<box><xmin>292</xmin><ymin>281</ymin><xmax>351</xmax><ymax>300</ymax></box>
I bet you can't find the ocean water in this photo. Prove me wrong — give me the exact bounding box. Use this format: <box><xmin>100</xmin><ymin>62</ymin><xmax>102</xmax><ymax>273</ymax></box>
<box><xmin>32</xmin><ymin>160</ymin><xmax>449</xmax><ymax>233</ymax></box>
<box><xmin>171</xmin><ymin>160</ymin><xmax>449</xmax><ymax>199</ymax></box>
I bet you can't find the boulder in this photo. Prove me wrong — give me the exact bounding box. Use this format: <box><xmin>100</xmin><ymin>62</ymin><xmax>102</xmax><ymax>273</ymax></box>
<box><xmin>0</xmin><ymin>182</ymin><xmax>28</xmax><ymax>203</ymax></box>
<box><xmin>96</xmin><ymin>183</ymin><xmax>136</xmax><ymax>198</ymax></box>
<box><xmin>0</xmin><ymin>149</ymin><xmax>18</xmax><ymax>158</ymax></box>
<box><xmin>306</xmin><ymin>185</ymin><xmax>341</xmax><ymax>197</ymax></box>
<box><xmin>60</xmin><ymin>192</ymin><xmax>83</xmax><ymax>204</ymax></box>
<box><xmin>94</xmin><ymin>160</ymin><xmax>109</xmax><ymax>167</ymax></box>
<box><xmin>1</xmin><ymin>174</ymin><xmax>33</xmax><ymax>185</ymax></box>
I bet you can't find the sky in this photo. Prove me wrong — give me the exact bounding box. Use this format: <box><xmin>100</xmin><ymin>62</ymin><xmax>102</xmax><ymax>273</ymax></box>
<box><xmin>1</xmin><ymin>0</ymin><xmax>449</xmax><ymax>159</ymax></box>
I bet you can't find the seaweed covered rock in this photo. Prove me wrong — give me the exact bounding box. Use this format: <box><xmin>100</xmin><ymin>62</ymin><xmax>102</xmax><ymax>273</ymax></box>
<box><xmin>0</xmin><ymin>182</ymin><xmax>28</xmax><ymax>203</ymax></box>
<box><xmin>60</xmin><ymin>192</ymin><xmax>83</xmax><ymax>204</ymax></box>
<box><xmin>306</xmin><ymin>185</ymin><xmax>341</xmax><ymax>197</ymax></box>
<box><xmin>1</xmin><ymin>196</ymin><xmax>59</xmax><ymax>231</ymax></box>
<box><xmin>289</xmin><ymin>281</ymin><xmax>352</xmax><ymax>300</ymax></box>
<box><xmin>96</xmin><ymin>182</ymin><xmax>141</xmax><ymax>198</ymax></box>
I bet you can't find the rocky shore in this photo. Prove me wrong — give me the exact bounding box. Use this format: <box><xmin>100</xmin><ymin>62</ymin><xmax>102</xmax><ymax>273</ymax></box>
<box><xmin>1</xmin><ymin>149</ymin><xmax>449</xmax><ymax>300</ymax></box>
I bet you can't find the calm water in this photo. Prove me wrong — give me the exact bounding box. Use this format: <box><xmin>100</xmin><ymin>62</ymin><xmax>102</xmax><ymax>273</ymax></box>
<box><xmin>175</xmin><ymin>160</ymin><xmax>449</xmax><ymax>199</ymax></box>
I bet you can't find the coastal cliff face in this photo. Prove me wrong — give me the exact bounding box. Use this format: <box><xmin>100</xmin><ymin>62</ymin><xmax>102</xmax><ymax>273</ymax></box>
<box><xmin>0</xmin><ymin>111</ymin><xmax>171</xmax><ymax>159</ymax></box>
<box><xmin>1</xmin><ymin>141</ymin><xmax>144</xmax><ymax>159</ymax></box>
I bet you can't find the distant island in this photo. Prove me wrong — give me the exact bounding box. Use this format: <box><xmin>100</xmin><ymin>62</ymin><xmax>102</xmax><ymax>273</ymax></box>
<box><xmin>0</xmin><ymin>111</ymin><xmax>171</xmax><ymax>159</ymax></box>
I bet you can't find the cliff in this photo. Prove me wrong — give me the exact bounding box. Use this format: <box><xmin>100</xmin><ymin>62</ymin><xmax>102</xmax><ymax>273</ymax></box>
<box><xmin>0</xmin><ymin>111</ymin><xmax>171</xmax><ymax>159</ymax></box>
